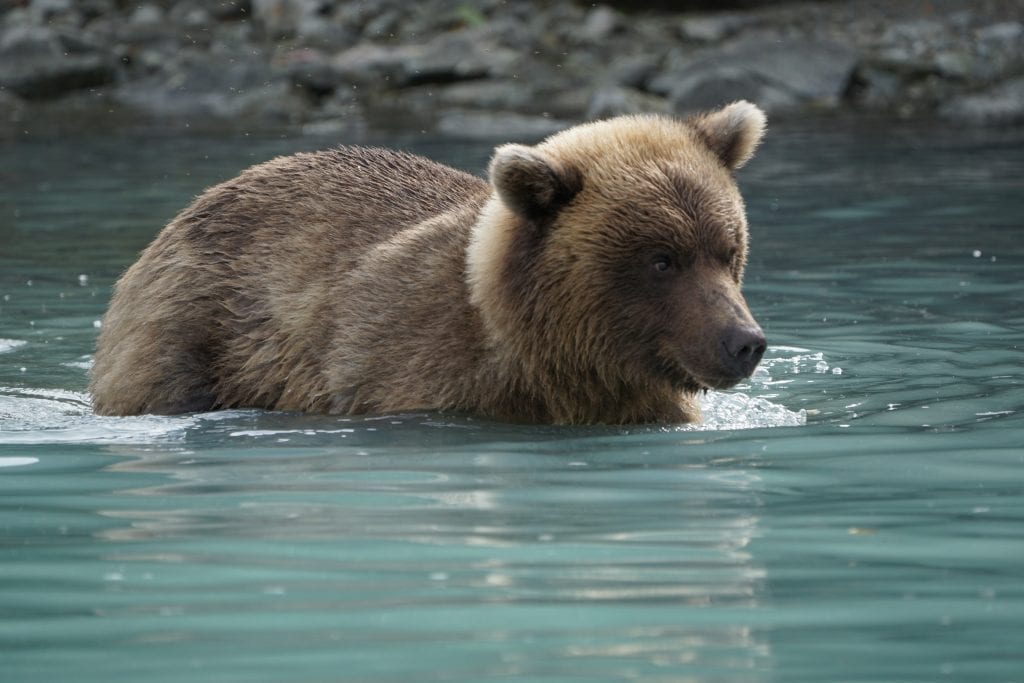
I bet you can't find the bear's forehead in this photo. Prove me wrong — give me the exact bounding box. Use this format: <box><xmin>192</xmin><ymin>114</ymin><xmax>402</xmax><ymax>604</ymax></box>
<box><xmin>542</xmin><ymin>114</ymin><xmax>722</xmax><ymax>171</ymax></box>
<box><xmin>581</xmin><ymin>160</ymin><xmax>743</xmax><ymax>232</ymax></box>
<box><xmin>542</xmin><ymin>117</ymin><xmax>747</xmax><ymax>243</ymax></box>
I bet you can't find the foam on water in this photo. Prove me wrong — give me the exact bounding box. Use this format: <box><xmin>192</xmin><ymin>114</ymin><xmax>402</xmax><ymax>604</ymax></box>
<box><xmin>0</xmin><ymin>346</ymin><xmax>812</xmax><ymax>444</ymax></box>
<box><xmin>0</xmin><ymin>338</ymin><xmax>27</xmax><ymax>354</ymax></box>
<box><xmin>0</xmin><ymin>387</ymin><xmax>198</xmax><ymax>444</ymax></box>
<box><xmin>691</xmin><ymin>345</ymin><xmax>814</xmax><ymax>430</ymax></box>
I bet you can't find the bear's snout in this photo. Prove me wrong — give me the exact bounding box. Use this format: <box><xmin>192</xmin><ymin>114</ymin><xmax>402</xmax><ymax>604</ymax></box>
<box><xmin>720</xmin><ymin>324</ymin><xmax>767</xmax><ymax>380</ymax></box>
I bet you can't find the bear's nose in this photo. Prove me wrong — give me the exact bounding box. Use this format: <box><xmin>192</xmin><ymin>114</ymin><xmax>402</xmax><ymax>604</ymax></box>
<box><xmin>721</xmin><ymin>325</ymin><xmax>767</xmax><ymax>378</ymax></box>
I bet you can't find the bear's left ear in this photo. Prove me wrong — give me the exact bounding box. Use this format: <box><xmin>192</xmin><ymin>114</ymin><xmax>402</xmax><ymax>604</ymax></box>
<box><xmin>489</xmin><ymin>144</ymin><xmax>582</xmax><ymax>220</ymax></box>
<box><xmin>691</xmin><ymin>100</ymin><xmax>767</xmax><ymax>171</ymax></box>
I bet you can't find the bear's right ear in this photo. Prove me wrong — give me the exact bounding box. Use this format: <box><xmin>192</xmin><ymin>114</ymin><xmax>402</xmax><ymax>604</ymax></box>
<box><xmin>489</xmin><ymin>144</ymin><xmax>582</xmax><ymax>220</ymax></box>
<box><xmin>691</xmin><ymin>100</ymin><xmax>767</xmax><ymax>171</ymax></box>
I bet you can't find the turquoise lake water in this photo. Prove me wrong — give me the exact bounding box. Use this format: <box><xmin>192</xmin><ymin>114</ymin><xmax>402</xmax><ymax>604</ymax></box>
<box><xmin>1</xmin><ymin>122</ymin><xmax>1022</xmax><ymax>682</ymax></box>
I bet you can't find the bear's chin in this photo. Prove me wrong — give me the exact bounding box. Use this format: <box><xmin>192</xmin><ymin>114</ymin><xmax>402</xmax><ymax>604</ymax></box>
<box><xmin>659</xmin><ymin>364</ymin><xmax>706</xmax><ymax>395</ymax></box>
<box><xmin>664</xmin><ymin>365</ymin><xmax>745</xmax><ymax>394</ymax></box>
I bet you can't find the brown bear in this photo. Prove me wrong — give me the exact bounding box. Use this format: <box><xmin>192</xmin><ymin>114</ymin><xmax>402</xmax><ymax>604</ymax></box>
<box><xmin>90</xmin><ymin>100</ymin><xmax>768</xmax><ymax>424</ymax></box>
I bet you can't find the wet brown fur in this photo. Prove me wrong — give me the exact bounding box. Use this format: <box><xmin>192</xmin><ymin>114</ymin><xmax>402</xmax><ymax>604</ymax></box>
<box><xmin>91</xmin><ymin>102</ymin><xmax>767</xmax><ymax>424</ymax></box>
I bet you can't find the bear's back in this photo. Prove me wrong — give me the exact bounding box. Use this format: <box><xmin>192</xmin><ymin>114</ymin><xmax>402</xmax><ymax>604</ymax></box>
<box><xmin>178</xmin><ymin>146</ymin><xmax>489</xmax><ymax>269</ymax></box>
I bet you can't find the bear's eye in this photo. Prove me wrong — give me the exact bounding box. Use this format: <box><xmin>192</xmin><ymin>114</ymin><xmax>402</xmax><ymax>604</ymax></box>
<box><xmin>720</xmin><ymin>248</ymin><xmax>738</xmax><ymax>265</ymax></box>
<box><xmin>650</xmin><ymin>253</ymin><xmax>675</xmax><ymax>274</ymax></box>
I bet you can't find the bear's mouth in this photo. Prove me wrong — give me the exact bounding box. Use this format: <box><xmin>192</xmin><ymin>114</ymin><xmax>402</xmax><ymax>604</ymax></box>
<box><xmin>695</xmin><ymin>373</ymin><xmax>746</xmax><ymax>392</ymax></box>
<box><xmin>656</xmin><ymin>349</ymin><xmax>747</xmax><ymax>394</ymax></box>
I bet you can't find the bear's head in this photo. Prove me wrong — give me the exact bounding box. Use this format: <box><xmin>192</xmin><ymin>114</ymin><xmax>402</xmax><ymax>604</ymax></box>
<box><xmin>468</xmin><ymin>101</ymin><xmax>767</xmax><ymax>420</ymax></box>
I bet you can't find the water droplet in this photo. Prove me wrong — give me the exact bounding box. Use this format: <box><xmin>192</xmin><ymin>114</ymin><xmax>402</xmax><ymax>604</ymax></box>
<box><xmin>831</xmin><ymin>367</ymin><xmax>843</xmax><ymax>375</ymax></box>
<box><xmin>78</xmin><ymin>274</ymin><xmax>89</xmax><ymax>286</ymax></box>
<box><xmin>972</xmin><ymin>249</ymin><xmax>981</xmax><ymax>258</ymax></box>
<box><xmin>814</xmin><ymin>360</ymin><xmax>829</xmax><ymax>373</ymax></box>
<box><xmin>93</xmin><ymin>320</ymin><xmax>102</xmax><ymax>328</ymax></box>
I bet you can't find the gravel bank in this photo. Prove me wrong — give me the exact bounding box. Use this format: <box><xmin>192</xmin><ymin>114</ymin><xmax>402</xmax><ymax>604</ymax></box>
<box><xmin>2</xmin><ymin>0</ymin><xmax>1023</xmax><ymax>138</ymax></box>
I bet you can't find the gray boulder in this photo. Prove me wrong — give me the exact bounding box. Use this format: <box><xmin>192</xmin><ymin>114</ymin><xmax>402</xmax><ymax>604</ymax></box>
<box><xmin>435</xmin><ymin>109</ymin><xmax>569</xmax><ymax>141</ymax></box>
<box><xmin>0</xmin><ymin>24</ymin><xmax>116</xmax><ymax>100</ymax></box>
<box><xmin>331</xmin><ymin>31</ymin><xmax>517</xmax><ymax>89</ymax></box>
<box><xmin>586</xmin><ymin>86</ymin><xmax>670</xmax><ymax>120</ymax></box>
<box><xmin>651</xmin><ymin>35</ymin><xmax>858</xmax><ymax>115</ymax></box>
<box><xmin>112</xmin><ymin>50</ymin><xmax>306</xmax><ymax>122</ymax></box>
<box><xmin>678</xmin><ymin>12</ymin><xmax>751</xmax><ymax>43</ymax></box>
<box><xmin>0</xmin><ymin>89</ymin><xmax>27</xmax><ymax>135</ymax></box>
<box><xmin>940</xmin><ymin>77</ymin><xmax>1024</xmax><ymax>126</ymax></box>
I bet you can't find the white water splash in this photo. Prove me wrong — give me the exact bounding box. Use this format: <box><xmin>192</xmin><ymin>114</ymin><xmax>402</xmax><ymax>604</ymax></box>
<box><xmin>0</xmin><ymin>456</ymin><xmax>38</xmax><ymax>467</ymax></box>
<box><xmin>0</xmin><ymin>346</ymin><xmax>823</xmax><ymax>443</ymax></box>
<box><xmin>0</xmin><ymin>339</ymin><xmax>27</xmax><ymax>354</ymax></box>
<box><xmin>697</xmin><ymin>391</ymin><xmax>806</xmax><ymax>430</ymax></box>
<box><xmin>689</xmin><ymin>345</ymin><xmax>823</xmax><ymax>430</ymax></box>
<box><xmin>0</xmin><ymin>387</ymin><xmax>198</xmax><ymax>445</ymax></box>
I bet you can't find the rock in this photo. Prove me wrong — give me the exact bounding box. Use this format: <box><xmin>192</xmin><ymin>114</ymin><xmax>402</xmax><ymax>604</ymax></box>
<box><xmin>845</xmin><ymin>60</ymin><xmax>908</xmax><ymax>110</ymax></box>
<box><xmin>652</xmin><ymin>36</ymin><xmax>858</xmax><ymax>114</ymax></box>
<box><xmin>0</xmin><ymin>89</ymin><xmax>27</xmax><ymax>133</ymax></box>
<box><xmin>332</xmin><ymin>31</ymin><xmax>517</xmax><ymax>88</ymax></box>
<box><xmin>418</xmin><ymin>78</ymin><xmax>589</xmax><ymax>120</ymax></box>
<box><xmin>201</xmin><ymin>0</ymin><xmax>252</xmax><ymax>22</ymax></box>
<box><xmin>845</xmin><ymin>41</ymin><xmax>1004</xmax><ymax>114</ymax></box>
<box><xmin>679</xmin><ymin>12</ymin><xmax>750</xmax><ymax>43</ymax></box>
<box><xmin>940</xmin><ymin>77</ymin><xmax>1024</xmax><ymax>126</ymax></box>
<box><xmin>301</xmin><ymin>86</ymin><xmax>366</xmax><ymax>137</ymax></box>
<box><xmin>251</xmin><ymin>0</ymin><xmax>295</xmax><ymax>38</ymax></box>
<box><xmin>248</xmin><ymin>0</ymin><xmax>363</xmax><ymax>49</ymax></box>
<box><xmin>976</xmin><ymin>21</ymin><xmax>1023</xmax><ymax>47</ymax></box>
<box><xmin>128</xmin><ymin>3</ymin><xmax>163</xmax><ymax>28</ymax></box>
<box><xmin>77</xmin><ymin>0</ymin><xmax>118</xmax><ymax>22</ymax></box>
<box><xmin>435</xmin><ymin>109</ymin><xmax>569</xmax><ymax>141</ymax></box>
<box><xmin>0</xmin><ymin>24</ymin><xmax>116</xmax><ymax>100</ymax></box>
<box><xmin>669</xmin><ymin>66</ymin><xmax>799</xmax><ymax>115</ymax></box>
<box><xmin>361</xmin><ymin>9</ymin><xmax>402</xmax><ymax>40</ymax></box>
<box><xmin>27</xmin><ymin>0</ymin><xmax>76</xmax><ymax>25</ymax></box>
<box><xmin>612</xmin><ymin>54</ymin><xmax>662</xmax><ymax>90</ymax></box>
<box><xmin>586</xmin><ymin>86</ymin><xmax>670</xmax><ymax>119</ymax></box>
<box><xmin>124</xmin><ymin>2</ymin><xmax>170</xmax><ymax>42</ymax></box>
<box><xmin>880</xmin><ymin>18</ymin><xmax>948</xmax><ymax>53</ymax></box>
<box><xmin>167</xmin><ymin>4</ymin><xmax>214</xmax><ymax>31</ymax></box>
<box><xmin>428</xmin><ymin>79</ymin><xmax>540</xmax><ymax>113</ymax></box>
<box><xmin>112</xmin><ymin>50</ymin><xmax>306</xmax><ymax>122</ymax></box>
<box><xmin>283</xmin><ymin>47</ymin><xmax>347</xmax><ymax>97</ymax></box>
<box><xmin>0</xmin><ymin>0</ymin><xmax>1020</xmax><ymax>133</ymax></box>
<box><xmin>329</xmin><ymin>43</ymin><xmax>410</xmax><ymax>86</ymax></box>
<box><xmin>251</xmin><ymin>0</ymin><xmax>324</xmax><ymax>40</ymax></box>
<box><xmin>578</xmin><ymin>5</ymin><xmax>621</xmax><ymax>44</ymax></box>
<box><xmin>932</xmin><ymin>50</ymin><xmax>974</xmax><ymax>80</ymax></box>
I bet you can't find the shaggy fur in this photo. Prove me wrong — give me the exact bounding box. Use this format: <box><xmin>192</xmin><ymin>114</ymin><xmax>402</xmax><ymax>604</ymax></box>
<box><xmin>91</xmin><ymin>101</ymin><xmax>768</xmax><ymax>424</ymax></box>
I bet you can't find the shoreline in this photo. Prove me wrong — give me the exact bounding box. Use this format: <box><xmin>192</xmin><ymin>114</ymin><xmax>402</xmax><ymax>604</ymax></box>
<box><xmin>2</xmin><ymin>0</ymin><xmax>1023</xmax><ymax>140</ymax></box>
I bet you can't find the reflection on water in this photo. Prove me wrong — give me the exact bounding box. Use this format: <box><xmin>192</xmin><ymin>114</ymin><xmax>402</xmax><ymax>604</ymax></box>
<box><xmin>90</xmin><ymin>433</ymin><xmax>773</xmax><ymax>679</ymax></box>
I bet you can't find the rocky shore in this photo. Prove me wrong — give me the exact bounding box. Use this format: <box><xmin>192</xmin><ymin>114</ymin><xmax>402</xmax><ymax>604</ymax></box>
<box><xmin>1</xmin><ymin>0</ymin><xmax>1023</xmax><ymax>139</ymax></box>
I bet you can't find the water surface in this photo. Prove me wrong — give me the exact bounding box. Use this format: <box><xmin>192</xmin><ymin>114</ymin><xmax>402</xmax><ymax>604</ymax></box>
<box><xmin>1</xmin><ymin>122</ymin><xmax>1022</xmax><ymax>682</ymax></box>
